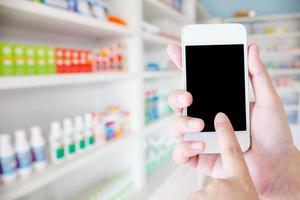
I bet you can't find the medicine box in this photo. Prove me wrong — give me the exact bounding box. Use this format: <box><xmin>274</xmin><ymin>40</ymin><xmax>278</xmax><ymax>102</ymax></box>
<box><xmin>0</xmin><ymin>42</ymin><xmax>14</xmax><ymax>76</ymax></box>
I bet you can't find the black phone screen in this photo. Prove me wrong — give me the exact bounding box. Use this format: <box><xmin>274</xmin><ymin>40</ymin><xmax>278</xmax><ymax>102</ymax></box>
<box><xmin>185</xmin><ymin>44</ymin><xmax>246</xmax><ymax>132</ymax></box>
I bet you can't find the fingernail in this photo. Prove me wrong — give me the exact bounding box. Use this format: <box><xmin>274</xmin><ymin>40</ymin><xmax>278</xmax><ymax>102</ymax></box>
<box><xmin>187</xmin><ymin>119</ymin><xmax>200</xmax><ymax>129</ymax></box>
<box><xmin>215</xmin><ymin>112</ymin><xmax>227</xmax><ymax>124</ymax></box>
<box><xmin>191</xmin><ymin>142</ymin><xmax>204</xmax><ymax>150</ymax></box>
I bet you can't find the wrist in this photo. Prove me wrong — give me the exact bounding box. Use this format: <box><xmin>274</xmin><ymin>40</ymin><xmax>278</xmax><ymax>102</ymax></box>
<box><xmin>264</xmin><ymin>148</ymin><xmax>300</xmax><ymax>200</ymax></box>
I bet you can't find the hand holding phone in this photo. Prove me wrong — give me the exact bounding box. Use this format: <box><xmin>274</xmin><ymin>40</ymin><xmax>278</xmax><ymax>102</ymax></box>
<box><xmin>182</xmin><ymin>24</ymin><xmax>250</xmax><ymax>153</ymax></box>
<box><xmin>168</xmin><ymin>43</ymin><xmax>299</xmax><ymax>199</ymax></box>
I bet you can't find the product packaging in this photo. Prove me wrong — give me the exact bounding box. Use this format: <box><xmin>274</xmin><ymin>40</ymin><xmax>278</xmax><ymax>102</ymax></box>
<box><xmin>0</xmin><ymin>134</ymin><xmax>17</xmax><ymax>183</ymax></box>
<box><xmin>14</xmin><ymin>130</ymin><xmax>33</xmax><ymax>177</ymax></box>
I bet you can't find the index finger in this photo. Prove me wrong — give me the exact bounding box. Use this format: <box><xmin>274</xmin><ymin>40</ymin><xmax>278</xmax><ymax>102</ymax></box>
<box><xmin>214</xmin><ymin>112</ymin><xmax>249</xmax><ymax>179</ymax></box>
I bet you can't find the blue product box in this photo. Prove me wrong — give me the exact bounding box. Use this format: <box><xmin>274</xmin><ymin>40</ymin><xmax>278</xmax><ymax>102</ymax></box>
<box><xmin>147</xmin><ymin>62</ymin><xmax>160</xmax><ymax>71</ymax></box>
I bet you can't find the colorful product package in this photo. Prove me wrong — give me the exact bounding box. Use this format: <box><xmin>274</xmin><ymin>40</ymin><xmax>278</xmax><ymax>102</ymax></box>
<box><xmin>0</xmin><ymin>42</ymin><xmax>14</xmax><ymax>76</ymax></box>
<box><xmin>25</xmin><ymin>45</ymin><xmax>36</xmax><ymax>75</ymax></box>
<box><xmin>35</xmin><ymin>46</ymin><xmax>47</xmax><ymax>74</ymax></box>
<box><xmin>45</xmin><ymin>47</ymin><xmax>56</xmax><ymax>74</ymax></box>
<box><xmin>13</xmin><ymin>44</ymin><xmax>26</xmax><ymax>75</ymax></box>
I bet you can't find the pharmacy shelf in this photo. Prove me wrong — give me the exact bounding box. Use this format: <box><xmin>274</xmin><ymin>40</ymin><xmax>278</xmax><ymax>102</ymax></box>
<box><xmin>261</xmin><ymin>50</ymin><xmax>300</xmax><ymax>58</ymax></box>
<box><xmin>144</xmin><ymin>114</ymin><xmax>177</xmax><ymax>135</ymax></box>
<box><xmin>284</xmin><ymin>105</ymin><xmax>299</xmax><ymax>110</ymax></box>
<box><xmin>293</xmin><ymin>81</ymin><xmax>300</xmax><ymax>91</ymax></box>
<box><xmin>276</xmin><ymin>87</ymin><xmax>298</xmax><ymax>95</ymax></box>
<box><xmin>143</xmin><ymin>32</ymin><xmax>180</xmax><ymax>48</ymax></box>
<box><xmin>0</xmin><ymin>135</ymin><xmax>136</xmax><ymax>200</ymax></box>
<box><xmin>249</xmin><ymin>31</ymin><xmax>300</xmax><ymax>40</ymax></box>
<box><xmin>268</xmin><ymin>68</ymin><xmax>300</xmax><ymax>75</ymax></box>
<box><xmin>143</xmin><ymin>70</ymin><xmax>180</xmax><ymax>79</ymax></box>
<box><xmin>128</xmin><ymin>159</ymin><xmax>179</xmax><ymax>200</ymax></box>
<box><xmin>224</xmin><ymin>12</ymin><xmax>300</xmax><ymax>23</ymax></box>
<box><xmin>0</xmin><ymin>0</ymin><xmax>131</xmax><ymax>39</ymax></box>
<box><xmin>143</xmin><ymin>0</ymin><xmax>192</xmax><ymax>23</ymax></box>
<box><xmin>290</xmin><ymin>125</ymin><xmax>300</xmax><ymax>150</ymax></box>
<box><xmin>0</xmin><ymin>72</ymin><xmax>133</xmax><ymax>90</ymax></box>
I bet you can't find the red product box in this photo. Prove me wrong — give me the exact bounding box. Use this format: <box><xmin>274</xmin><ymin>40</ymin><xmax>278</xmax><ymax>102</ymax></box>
<box><xmin>56</xmin><ymin>48</ymin><xmax>65</xmax><ymax>59</ymax></box>
<box><xmin>79</xmin><ymin>49</ymin><xmax>93</xmax><ymax>73</ymax></box>
<box><xmin>64</xmin><ymin>49</ymin><xmax>72</xmax><ymax>59</ymax></box>
<box><xmin>56</xmin><ymin>58</ymin><xmax>64</xmax><ymax>74</ymax></box>
<box><xmin>64</xmin><ymin>59</ymin><xmax>72</xmax><ymax>73</ymax></box>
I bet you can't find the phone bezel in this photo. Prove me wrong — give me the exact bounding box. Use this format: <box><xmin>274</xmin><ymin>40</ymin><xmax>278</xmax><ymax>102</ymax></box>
<box><xmin>181</xmin><ymin>24</ymin><xmax>250</xmax><ymax>153</ymax></box>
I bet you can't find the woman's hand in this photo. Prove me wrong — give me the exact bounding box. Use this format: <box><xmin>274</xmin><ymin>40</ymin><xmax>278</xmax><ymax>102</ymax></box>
<box><xmin>168</xmin><ymin>44</ymin><xmax>300</xmax><ymax>199</ymax></box>
<box><xmin>188</xmin><ymin>113</ymin><xmax>258</xmax><ymax>200</ymax></box>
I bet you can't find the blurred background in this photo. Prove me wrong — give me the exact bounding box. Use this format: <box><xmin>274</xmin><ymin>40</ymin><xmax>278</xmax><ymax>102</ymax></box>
<box><xmin>0</xmin><ymin>0</ymin><xmax>299</xmax><ymax>200</ymax></box>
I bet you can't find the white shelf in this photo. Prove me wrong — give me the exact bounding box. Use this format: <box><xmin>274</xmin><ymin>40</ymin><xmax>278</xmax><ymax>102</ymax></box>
<box><xmin>293</xmin><ymin>81</ymin><xmax>300</xmax><ymax>91</ymax></box>
<box><xmin>144</xmin><ymin>114</ymin><xmax>176</xmax><ymax>135</ymax></box>
<box><xmin>143</xmin><ymin>32</ymin><xmax>180</xmax><ymax>48</ymax></box>
<box><xmin>129</xmin><ymin>159</ymin><xmax>179</xmax><ymax>200</ymax></box>
<box><xmin>0</xmin><ymin>0</ymin><xmax>131</xmax><ymax>39</ymax></box>
<box><xmin>143</xmin><ymin>0</ymin><xmax>192</xmax><ymax>23</ymax></box>
<box><xmin>224</xmin><ymin>12</ymin><xmax>300</xmax><ymax>23</ymax></box>
<box><xmin>284</xmin><ymin>105</ymin><xmax>299</xmax><ymax>110</ymax></box>
<box><xmin>0</xmin><ymin>73</ymin><xmax>133</xmax><ymax>90</ymax></box>
<box><xmin>290</xmin><ymin>125</ymin><xmax>300</xmax><ymax>150</ymax></box>
<box><xmin>249</xmin><ymin>31</ymin><xmax>300</xmax><ymax>40</ymax></box>
<box><xmin>261</xmin><ymin>50</ymin><xmax>300</xmax><ymax>58</ymax></box>
<box><xmin>0</xmin><ymin>135</ymin><xmax>136</xmax><ymax>200</ymax></box>
<box><xmin>268</xmin><ymin>68</ymin><xmax>300</xmax><ymax>75</ymax></box>
<box><xmin>276</xmin><ymin>87</ymin><xmax>298</xmax><ymax>94</ymax></box>
<box><xmin>143</xmin><ymin>71</ymin><xmax>180</xmax><ymax>79</ymax></box>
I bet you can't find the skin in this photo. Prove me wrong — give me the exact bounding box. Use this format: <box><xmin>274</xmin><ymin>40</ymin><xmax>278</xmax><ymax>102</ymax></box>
<box><xmin>167</xmin><ymin>43</ymin><xmax>300</xmax><ymax>199</ymax></box>
<box><xmin>188</xmin><ymin>112</ymin><xmax>258</xmax><ymax>200</ymax></box>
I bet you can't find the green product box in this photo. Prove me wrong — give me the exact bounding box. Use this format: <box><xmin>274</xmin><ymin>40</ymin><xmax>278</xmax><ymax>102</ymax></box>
<box><xmin>15</xmin><ymin>58</ymin><xmax>26</xmax><ymax>75</ymax></box>
<box><xmin>0</xmin><ymin>59</ymin><xmax>15</xmax><ymax>76</ymax></box>
<box><xmin>45</xmin><ymin>47</ymin><xmax>55</xmax><ymax>59</ymax></box>
<box><xmin>35</xmin><ymin>46</ymin><xmax>47</xmax><ymax>59</ymax></box>
<box><xmin>0</xmin><ymin>42</ymin><xmax>13</xmax><ymax>59</ymax></box>
<box><xmin>13</xmin><ymin>44</ymin><xmax>25</xmax><ymax>59</ymax></box>
<box><xmin>25</xmin><ymin>45</ymin><xmax>36</xmax><ymax>59</ymax></box>
<box><xmin>26</xmin><ymin>58</ymin><xmax>36</xmax><ymax>75</ymax></box>
<box><xmin>36</xmin><ymin>59</ymin><xmax>47</xmax><ymax>74</ymax></box>
<box><xmin>46</xmin><ymin>57</ymin><xmax>56</xmax><ymax>74</ymax></box>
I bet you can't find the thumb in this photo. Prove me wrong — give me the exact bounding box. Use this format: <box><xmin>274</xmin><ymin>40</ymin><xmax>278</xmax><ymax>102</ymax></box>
<box><xmin>248</xmin><ymin>44</ymin><xmax>280</xmax><ymax>107</ymax></box>
<box><xmin>214</xmin><ymin>113</ymin><xmax>250</xmax><ymax>179</ymax></box>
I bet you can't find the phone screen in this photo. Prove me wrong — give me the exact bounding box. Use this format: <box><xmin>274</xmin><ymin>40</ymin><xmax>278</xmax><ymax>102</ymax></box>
<box><xmin>185</xmin><ymin>44</ymin><xmax>246</xmax><ymax>132</ymax></box>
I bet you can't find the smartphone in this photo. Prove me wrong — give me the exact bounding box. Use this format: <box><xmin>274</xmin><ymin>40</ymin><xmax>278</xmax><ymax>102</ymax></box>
<box><xmin>182</xmin><ymin>24</ymin><xmax>250</xmax><ymax>154</ymax></box>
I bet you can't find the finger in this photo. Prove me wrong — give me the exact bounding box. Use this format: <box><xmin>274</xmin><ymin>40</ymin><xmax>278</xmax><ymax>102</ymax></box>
<box><xmin>248</xmin><ymin>44</ymin><xmax>281</xmax><ymax>107</ymax></box>
<box><xmin>168</xmin><ymin>89</ymin><xmax>193</xmax><ymax>112</ymax></box>
<box><xmin>170</xmin><ymin>116</ymin><xmax>205</xmax><ymax>138</ymax></box>
<box><xmin>214</xmin><ymin>113</ymin><xmax>249</xmax><ymax>178</ymax></box>
<box><xmin>167</xmin><ymin>44</ymin><xmax>182</xmax><ymax>69</ymax></box>
<box><xmin>173</xmin><ymin>141</ymin><xmax>205</xmax><ymax>164</ymax></box>
<box><xmin>196</xmin><ymin>154</ymin><xmax>224</xmax><ymax>179</ymax></box>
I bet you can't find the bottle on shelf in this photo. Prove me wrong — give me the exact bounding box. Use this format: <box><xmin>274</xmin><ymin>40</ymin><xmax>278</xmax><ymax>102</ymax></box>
<box><xmin>63</xmin><ymin>118</ymin><xmax>76</xmax><ymax>158</ymax></box>
<box><xmin>0</xmin><ymin>134</ymin><xmax>17</xmax><ymax>183</ymax></box>
<box><xmin>92</xmin><ymin>112</ymin><xmax>106</xmax><ymax>145</ymax></box>
<box><xmin>84</xmin><ymin>113</ymin><xmax>95</xmax><ymax>148</ymax></box>
<box><xmin>49</xmin><ymin>122</ymin><xmax>65</xmax><ymax>163</ymax></box>
<box><xmin>30</xmin><ymin>126</ymin><xmax>47</xmax><ymax>170</ymax></box>
<box><xmin>14</xmin><ymin>130</ymin><xmax>32</xmax><ymax>177</ymax></box>
<box><xmin>74</xmin><ymin>116</ymin><xmax>86</xmax><ymax>153</ymax></box>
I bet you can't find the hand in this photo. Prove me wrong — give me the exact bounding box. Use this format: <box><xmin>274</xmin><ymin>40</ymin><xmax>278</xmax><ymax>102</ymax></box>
<box><xmin>188</xmin><ymin>113</ymin><xmax>258</xmax><ymax>200</ymax></box>
<box><xmin>168</xmin><ymin>43</ymin><xmax>300</xmax><ymax>199</ymax></box>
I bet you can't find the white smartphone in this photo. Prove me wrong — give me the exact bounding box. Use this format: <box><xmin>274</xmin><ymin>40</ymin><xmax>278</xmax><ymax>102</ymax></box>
<box><xmin>182</xmin><ymin>24</ymin><xmax>250</xmax><ymax>154</ymax></box>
